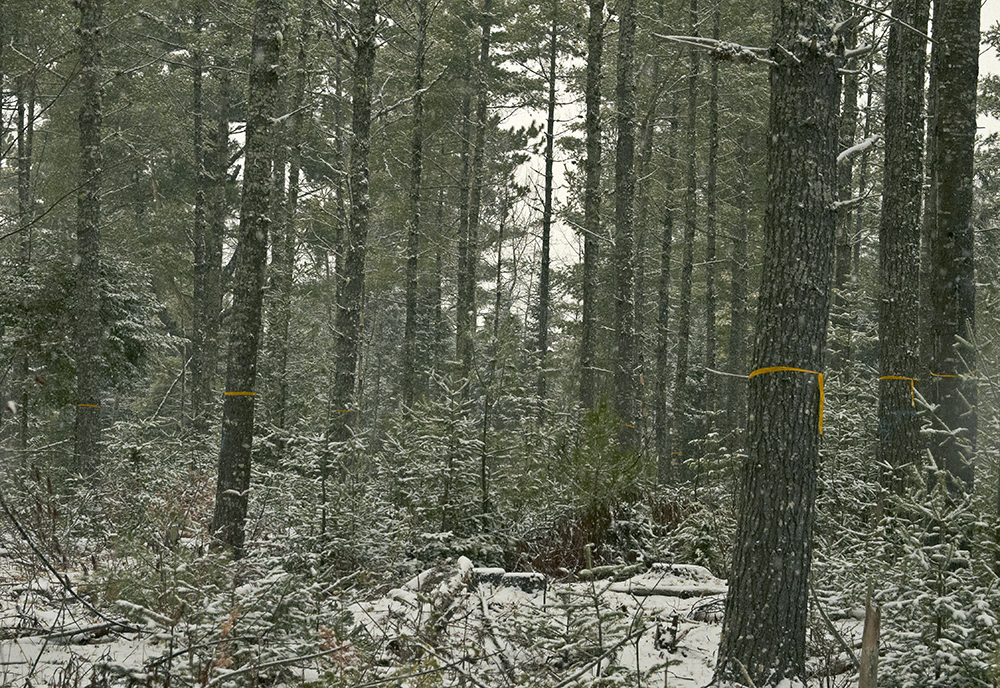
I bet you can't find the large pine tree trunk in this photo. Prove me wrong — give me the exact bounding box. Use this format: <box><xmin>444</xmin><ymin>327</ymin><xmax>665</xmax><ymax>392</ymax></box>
<box><xmin>715</xmin><ymin>0</ymin><xmax>841</xmax><ymax>683</ymax></box>
<box><xmin>877</xmin><ymin>0</ymin><xmax>929</xmax><ymax>491</ymax></box>
<box><xmin>611</xmin><ymin>0</ymin><xmax>637</xmax><ymax>449</ymax></box>
<box><xmin>74</xmin><ymin>0</ymin><xmax>104</xmax><ymax>476</ymax></box>
<box><xmin>925</xmin><ymin>0</ymin><xmax>979</xmax><ymax>492</ymax></box>
<box><xmin>403</xmin><ymin>0</ymin><xmax>428</xmax><ymax>409</ymax></box>
<box><xmin>329</xmin><ymin>0</ymin><xmax>377</xmax><ymax>446</ymax></box>
<box><xmin>579</xmin><ymin>0</ymin><xmax>603</xmax><ymax>410</ymax></box>
<box><xmin>211</xmin><ymin>0</ymin><xmax>284</xmax><ymax>557</ymax></box>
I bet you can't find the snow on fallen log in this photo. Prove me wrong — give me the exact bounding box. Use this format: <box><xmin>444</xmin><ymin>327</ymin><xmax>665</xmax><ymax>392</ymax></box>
<box><xmin>577</xmin><ymin>562</ymin><xmax>645</xmax><ymax>582</ymax></box>
<box><xmin>470</xmin><ymin>568</ymin><xmax>547</xmax><ymax>594</ymax></box>
<box><xmin>609</xmin><ymin>563</ymin><xmax>728</xmax><ymax>598</ymax></box>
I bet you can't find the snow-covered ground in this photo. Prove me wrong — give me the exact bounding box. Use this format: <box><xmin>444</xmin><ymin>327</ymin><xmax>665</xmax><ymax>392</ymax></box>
<box><xmin>0</xmin><ymin>558</ymin><xmax>863</xmax><ymax>687</ymax></box>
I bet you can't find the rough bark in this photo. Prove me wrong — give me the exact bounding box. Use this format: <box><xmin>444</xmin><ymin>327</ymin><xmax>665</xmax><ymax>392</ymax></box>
<box><xmin>715</xmin><ymin>0</ymin><xmax>841</xmax><ymax>683</ymax></box>
<box><xmin>74</xmin><ymin>0</ymin><xmax>104</xmax><ymax>476</ymax></box>
<box><xmin>329</xmin><ymin>0</ymin><xmax>377</xmax><ymax>447</ymax></box>
<box><xmin>211</xmin><ymin>0</ymin><xmax>284</xmax><ymax>557</ymax></box>
<box><xmin>920</xmin><ymin>6</ymin><xmax>938</xmax><ymax>372</ymax></box>
<box><xmin>579</xmin><ymin>0</ymin><xmax>604</xmax><ymax>410</ymax></box>
<box><xmin>877</xmin><ymin>0</ymin><xmax>929</xmax><ymax>492</ymax></box>
<box><xmin>612</xmin><ymin>0</ymin><xmax>638</xmax><ymax>449</ymax></box>
<box><xmin>925</xmin><ymin>0</ymin><xmax>979</xmax><ymax>493</ymax></box>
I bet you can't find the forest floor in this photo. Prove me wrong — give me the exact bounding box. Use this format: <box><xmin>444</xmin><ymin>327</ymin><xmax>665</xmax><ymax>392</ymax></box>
<box><xmin>0</xmin><ymin>557</ymin><xmax>863</xmax><ymax>687</ymax></box>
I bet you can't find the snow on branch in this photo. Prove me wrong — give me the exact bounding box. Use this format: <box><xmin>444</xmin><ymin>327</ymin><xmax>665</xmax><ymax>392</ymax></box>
<box><xmin>837</xmin><ymin>135</ymin><xmax>879</xmax><ymax>165</ymax></box>
<box><xmin>845</xmin><ymin>43</ymin><xmax>873</xmax><ymax>59</ymax></box>
<box><xmin>650</xmin><ymin>33</ymin><xmax>775</xmax><ymax>65</ymax></box>
<box><xmin>840</xmin><ymin>0</ymin><xmax>933</xmax><ymax>43</ymax></box>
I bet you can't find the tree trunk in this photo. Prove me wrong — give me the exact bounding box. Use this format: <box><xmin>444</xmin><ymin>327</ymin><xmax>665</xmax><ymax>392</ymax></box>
<box><xmin>455</xmin><ymin>66</ymin><xmax>474</xmax><ymax>383</ymax></box>
<box><xmin>633</xmin><ymin>50</ymin><xmax>665</xmax><ymax>444</ymax></box>
<box><xmin>920</xmin><ymin>8</ymin><xmax>938</xmax><ymax>373</ymax></box>
<box><xmin>579</xmin><ymin>0</ymin><xmax>604</xmax><ymax>410</ymax></box>
<box><xmin>612</xmin><ymin>0</ymin><xmax>638</xmax><ymax>449</ymax></box>
<box><xmin>877</xmin><ymin>0</ymin><xmax>929</xmax><ymax>492</ymax></box>
<box><xmin>329</xmin><ymin>0</ymin><xmax>377</xmax><ymax>448</ymax></box>
<box><xmin>673</xmin><ymin>0</ymin><xmax>699</xmax><ymax>468</ymax></box>
<box><xmin>74</xmin><ymin>0</ymin><xmax>104</xmax><ymax>476</ymax></box>
<box><xmin>715</xmin><ymin>0</ymin><xmax>841</xmax><ymax>683</ymax></box>
<box><xmin>703</xmin><ymin>3</ymin><xmax>720</xmax><ymax>433</ymax></box>
<box><xmin>403</xmin><ymin>0</ymin><xmax>428</xmax><ymax>408</ymax></box>
<box><xmin>17</xmin><ymin>81</ymin><xmax>34</xmax><ymax>265</ymax></box>
<box><xmin>266</xmin><ymin>34</ymin><xmax>289</xmax><ymax>433</ymax></box>
<box><xmin>268</xmin><ymin>7</ymin><xmax>309</xmax><ymax>434</ymax></box>
<box><xmin>190</xmin><ymin>4</ymin><xmax>211</xmax><ymax>438</ymax></box>
<box><xmin>211</xmin><ymin>0</ymin><xmax>284</xmax><ymax>557</ymax></box>
<box><xmin>725</xmin><ymin>125</ymin><xmax>751</xmax><ymax>441</ymax></box>
<box><xmin>432</xmin><ymin>181</ymin><xmax>448</xmax><ymax>370</ymax></box>
<box><xmin>655</xmin><ymin>104</ymin><xmax>678</xmax><ymax>483</ymax></box>
<box><xmin>208</xmin><ymin>55</ymin><xmax>230</xmax><ymax>429</ymax></box>
<box><xmin>830</xmin><ymin>4</ymin><xmax>858</xmax><ymax>371</ymax></box>
<box><xmin>456</xmin><ymin>0</ymin><xmax>493</xmax><ymax>385</ymax></box>
<box><xmin>281</xmin><ymin>9</ymin><xmax>308</xmax><ymax>424</ymax></box>
<box><xmin>16</xmin><ymin>78</ymin><xmax>35</xmax><ymax>451</ymax></box>
<box><xmin>537</xmin><ymin>8</ymin><xmax>557</xmax><ymax>418</ymax></box>
<box><xmin>925</xmin><ymin>0</ymin><xmax>979</xmax><ymax>493</ymax></box>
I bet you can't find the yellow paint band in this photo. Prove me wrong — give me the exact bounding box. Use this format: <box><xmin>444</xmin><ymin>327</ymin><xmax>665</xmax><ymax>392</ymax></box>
<box><xmin>78</xmin><ymin>404</ymin><xmax>101</xmax><ymax>409</ymax></box>
<box><xmin>748</xmin><ymin>366</ymin><xmax>824</xmax><ymax>435</ymax></box>
<box><xmin>879</xmin><ymin>375</ymin><xmax>919</xmax><ymax>407</ymax></box>
<box><xmin>225</xmin><ymin>391</ymin><xmax>255</xmax><ymax>396</ymax></box>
